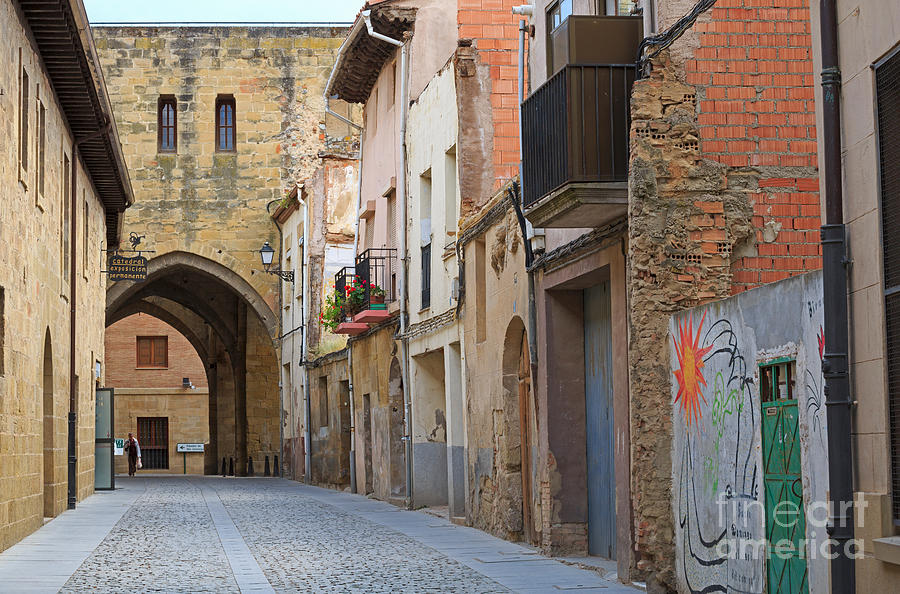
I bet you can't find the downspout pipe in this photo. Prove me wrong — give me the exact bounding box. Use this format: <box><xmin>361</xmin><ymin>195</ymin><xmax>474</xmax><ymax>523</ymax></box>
<box><xmin>301</xmin><ymin>192</ymin><xmax>313</xmax><ymax>483</ymax></box>
<box><xmin>357</xmin><ymin>10</ymin><xmax>414</xmax><ymax>508</ymax></box>
<box><xmin>68</xmin><ymin>119</ymin><xmax>112</xmax><ymax>510</ymax></box>
<box><xmin>819</xmin><ymin>0</ymin><xmax>855</xmax><ymax>590</ymax></box>
<box><xmin>513</xmin><ymin>9</ymin><xmax>540</xmax><ymax>417</ymax></box>
<box><xmin>349</xmin><ymin>127</ymin><xmax>365</xmax><ymax>494</ymax></box>
<box><xmin>265</xmin><ymin>199</ymin><xmax>285</xmax><ymax>480</ymax></box>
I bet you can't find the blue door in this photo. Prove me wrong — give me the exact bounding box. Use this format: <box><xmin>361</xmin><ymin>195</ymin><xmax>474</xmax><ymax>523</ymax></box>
<box><xmin>584</xmin><ymin>282</ymin><xmax>615</xmax><ymax>557</ymax></box>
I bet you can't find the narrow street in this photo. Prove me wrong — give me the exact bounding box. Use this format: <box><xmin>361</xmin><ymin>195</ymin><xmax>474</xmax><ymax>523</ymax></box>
<box><xmin>0</xmin><ymin>477</ymin><xmax>638</xmax><ymax>593</ymax></box>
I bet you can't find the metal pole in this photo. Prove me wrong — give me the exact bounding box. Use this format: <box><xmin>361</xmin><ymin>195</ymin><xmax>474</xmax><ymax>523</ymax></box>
<box><xmin>819</xmin><ymin>1</ymin><xmax>855</xmax><ymax>590</ymax></box>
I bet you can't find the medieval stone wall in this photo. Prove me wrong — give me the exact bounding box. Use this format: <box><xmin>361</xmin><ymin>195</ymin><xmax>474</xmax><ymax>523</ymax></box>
<box><xmin>0</xmin><ymin>0</ymin><xmax>110</xmax><ymax>551</ymax></box>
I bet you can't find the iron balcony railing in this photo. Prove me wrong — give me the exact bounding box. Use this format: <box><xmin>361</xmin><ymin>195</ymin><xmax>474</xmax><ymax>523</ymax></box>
<box><xmin>521</xmin><ymin>63</ymin><xmax>636</xmax><ymax>208</ymax></box>
<box><xmin>334</xmin><ymin>266</ymin><xmax>357</xmax><ymax>320</ymax></box>
<box><xmin>355</xmin><ymin>248</ymin><xmax>398</xmax><ymax>311</ymax></box>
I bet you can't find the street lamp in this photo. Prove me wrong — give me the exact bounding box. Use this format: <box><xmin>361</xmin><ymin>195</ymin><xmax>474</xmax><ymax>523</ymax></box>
<box><xmin>258</xmin><ymin>241</ymin><xmax>294</xmax><ymax>283</ymax></box>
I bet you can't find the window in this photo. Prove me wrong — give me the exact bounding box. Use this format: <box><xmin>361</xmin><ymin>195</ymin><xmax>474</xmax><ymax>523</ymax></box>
<box><xmin>420</xmin><ymin>170</ymin><xmax>432</xmax><ymax>310</ymax></box>
<box><xmin>158</xmin><ymin>96</ymin><xmax>176</xmax><ymax>152</ymax></box>
<box><xmin>136</xmin><ymin>336</ymin><xmax>168</xmax><ymax>368</ymax></box>
<box><xmin>83</xmin><ymin>195</ymin><xmax>89</xmax><ymax>279</ymax></box>
<box><xmin>475</xmin><ymin>239</ymin><xmax>487</xmax><ymax>342</ymax></box>
<box><xmin>547</xmin><ymin>0</ymin><xmax>572</xmax><ymax>32</ymax></box>
<box><xmin>138</xmin><ymin>417</ymin><xmax>169</xmax><ymax>469</ymax></box>
<box><xmin>875</xmin><ymin>45</ymin><xmax>900</xmax><ymax>525</ymax></box>
<box><xmin>318</xmin><ymin>376</ymin><xmax>329</xmax><ymax>428</ymax></box>
<box><xmin>37</xmin><ymin>98</ymin><xmax>46</xmax><ymax>201</ymax></box>
<box><xmin>0</xmin><ymin>287</ymin><xmax>5</xmax><ymax>376</ymax></box>
<box><xmin>215</xmin><ymin>95</ymin><xmax>235</xmax><ymax>151</ymax></box>
<box><xmin>759</xmin><ymin>359</ymin><xmax>796</xmax><ymax>403</ymax></box>
<box><xmin>18</xmin><ymin>50</ymin><xmax>30</xmax><ymax>184</ymax></box>
<box><xmin>444</xmin><ymin>147</ymin><xmax>458</xmax><ymax>239</ymax></box>
<box><xmin>61</xmin><ymin>153</ymin><xmax>70</xmax><ymax>287</ymax></box>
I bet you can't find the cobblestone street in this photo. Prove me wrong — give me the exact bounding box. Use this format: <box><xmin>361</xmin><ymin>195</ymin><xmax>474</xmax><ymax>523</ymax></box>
<box><xmin>0</xmin><ymin>477</ymin><xmax>639</xmax><ymax>593</ymax></box>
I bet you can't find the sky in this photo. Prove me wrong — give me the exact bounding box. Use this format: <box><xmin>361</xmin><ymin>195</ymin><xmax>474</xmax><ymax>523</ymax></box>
<box><xmin>82</xmin><ymin>0</ymin><xmax>363</xmax><ymax>24</ymax></box>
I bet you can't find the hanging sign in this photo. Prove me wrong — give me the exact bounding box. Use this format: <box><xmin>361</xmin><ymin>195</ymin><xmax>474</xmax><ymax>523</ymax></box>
<box><xmin>114</xmin><ymin>438</ymin><xmax>125</xmax><ymax>456</ymax></box>
<box><xmin>107</xmin><ymin>254</ymin><xmax>148</xmax><ymax>282</ymax></box>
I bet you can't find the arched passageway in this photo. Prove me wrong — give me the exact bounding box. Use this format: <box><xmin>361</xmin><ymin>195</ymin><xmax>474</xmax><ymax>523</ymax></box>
<box><xmin>105</xmin><ymin>252</ymin><xmax>280</xmax><ymax>476</ymax></box>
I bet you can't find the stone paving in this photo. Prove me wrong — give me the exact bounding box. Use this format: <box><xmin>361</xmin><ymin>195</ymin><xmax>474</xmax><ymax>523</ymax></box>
<box><xmin>0</xmin><ymin>476</ymin><xmax>641</xmax><ymax>593</ymax></box>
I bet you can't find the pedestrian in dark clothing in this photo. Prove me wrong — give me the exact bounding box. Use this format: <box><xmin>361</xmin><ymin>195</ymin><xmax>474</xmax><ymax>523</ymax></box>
<box><xmin>125</xmin><ymin>432</ymin><xmax>141</xmax><ymax>476</ymax></box>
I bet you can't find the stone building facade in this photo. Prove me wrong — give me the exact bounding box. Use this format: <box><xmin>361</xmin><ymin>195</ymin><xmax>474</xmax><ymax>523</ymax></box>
<box><xmin>0</xmin><ymin>0</ymin><xmax>132</xmax><ymax>552</ymax></box>
<box><xmin>93</xmin><ymin>25</ymin><xmax>350</xmax><ymax>477</ymax></box>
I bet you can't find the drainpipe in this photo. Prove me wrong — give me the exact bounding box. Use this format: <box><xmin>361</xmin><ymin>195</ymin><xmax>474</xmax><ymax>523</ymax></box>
<box><xmin>359</xmin><ymin>10</ymin><xmax>414</xmax><ymax>509</ymax></box>
<box><xmin>301</xmin><ymin>192</ymin><xmax>313</xmax><ymax>483</ymax></box>
<box><xmin>513</xmin><ymin>6</ymin><xmax>540</xmax><ymax>425</ymax></box>
<box><xmin>818</xmin><ymin>0</ymin><xmax>854</xmax><ymax>590</ymax></box>
<box><xmin>68</xmin><ymin>120</ymin><xmax>112</xmax><ymax>509</ymax></box>
<box><xmin>348</xmin><ymin>128</ymin><xmax>365</xmax><ymax>494</ymax></box>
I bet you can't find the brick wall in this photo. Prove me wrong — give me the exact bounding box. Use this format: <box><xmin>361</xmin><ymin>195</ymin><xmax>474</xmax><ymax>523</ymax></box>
<box><xmin>683</xmin><ymin>0</ymin><xmax>821</xmax><ymax>293</ymax></box>
<box><xmin>105</xmin><ymin>314</ymin><xmax>208</xmax><ymax>390</ymax></box>
<box><xmin>458</xmin><ymin>0</ymin><xmax>523</xmax><ymax>189</ymax></box>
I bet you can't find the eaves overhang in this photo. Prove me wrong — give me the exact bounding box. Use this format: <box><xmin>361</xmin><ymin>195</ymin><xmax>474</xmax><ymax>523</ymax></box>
<box><xmin>17</xmin><ymin>0</ymin><xmax>135</xmax><ymax>247</ymax></box>
<box><xmin>325</xmin><ymin>2</ymin><xmax>416</xmax><ymax>104</ymax></box>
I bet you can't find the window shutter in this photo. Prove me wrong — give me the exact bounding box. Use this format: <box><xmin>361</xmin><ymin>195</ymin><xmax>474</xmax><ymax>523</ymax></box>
<box><xmin>876</xmin><ymin>46</ymin><xmax>900</xmax><ymax>524</ymax></box>
<box><xmin>152</xmin><ymin>337</ymin><xmax>168</xmax><ymax>368</ymax></box>
<box><xmin>137</xmin><ymin>338</ymin><xmax>151</xmax><ymax>367</ymax></box>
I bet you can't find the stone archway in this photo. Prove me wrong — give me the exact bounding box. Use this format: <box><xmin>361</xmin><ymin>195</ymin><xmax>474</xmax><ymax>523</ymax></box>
<box><xmin>388</xmin><ymin>356</ymin><xmax>406</xmax><ymax>498</ymax></box>
<box><xmin>105</xmin><ymin>252</ymin><xmax>280</xmax><ymax>476</ymax></box>
<box><xmin>500</xmin><ymin>316</ymin><xmax>540</xmax><ymax>545</ymax></box>
<box><xmin>42</xmin><ymin>330</ymin><xmax>56</xmax><ymax>518</ymax></box>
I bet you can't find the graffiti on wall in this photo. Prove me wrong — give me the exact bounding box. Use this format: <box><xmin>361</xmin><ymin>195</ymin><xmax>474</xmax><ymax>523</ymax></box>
<box><xmin>671</xmin><ymin>273</ymin><xmax>828</xmax><ymax>594</ymax></box>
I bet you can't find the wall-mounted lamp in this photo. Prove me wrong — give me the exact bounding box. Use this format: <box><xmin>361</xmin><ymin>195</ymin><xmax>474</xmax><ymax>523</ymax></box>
<box><xmin>182</xmin><ymin>377</ymin><xmax>195</xmax><ymax>390</ymax></box>
<box><xmin>259</xmin><ymin>241</ymin><xmax>294</xmax><ymax>283</ymax></box>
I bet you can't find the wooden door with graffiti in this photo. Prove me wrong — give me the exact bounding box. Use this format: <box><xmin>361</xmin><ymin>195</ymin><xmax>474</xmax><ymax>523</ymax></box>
<box><xmin>760</xmin><ymin>359</ymin><xmax>808</xmax><ymax>594</ymax></box>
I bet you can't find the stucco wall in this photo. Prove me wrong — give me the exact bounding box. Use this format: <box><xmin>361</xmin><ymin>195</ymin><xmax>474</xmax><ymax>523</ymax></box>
<box><xmin>670</xmin><ymin>271</ymin><xmax>827</xmax><ymax>594</ymax></box>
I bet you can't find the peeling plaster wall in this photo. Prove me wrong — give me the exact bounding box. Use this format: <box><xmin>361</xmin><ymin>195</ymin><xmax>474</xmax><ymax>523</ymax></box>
<box><xmin>461</xmin><ymin>194</ymin><xmax>531</xmax><ymax>542</ymax></box>
<box><xmin>669</xmin><ymin>271</ymin><xmax>827</xmax><ymax>594</ymax></box>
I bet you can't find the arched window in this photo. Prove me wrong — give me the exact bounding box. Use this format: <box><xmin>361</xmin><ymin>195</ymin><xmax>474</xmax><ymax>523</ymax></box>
<box><xmin>216</xmin><ymin>95</ymin><xmax>236</xmax><ymax>151</ymax></box>
<box><xmin>157</xmin><ymin>96</ymin><xmax>176</xmax><ymax>152</ymax></box>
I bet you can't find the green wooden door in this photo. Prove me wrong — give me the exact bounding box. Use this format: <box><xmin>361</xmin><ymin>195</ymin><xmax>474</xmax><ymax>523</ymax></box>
<box><xmin>761</xmin><ymin>360</ymin><xmax>808</xmax><ymax>594</ymax></box>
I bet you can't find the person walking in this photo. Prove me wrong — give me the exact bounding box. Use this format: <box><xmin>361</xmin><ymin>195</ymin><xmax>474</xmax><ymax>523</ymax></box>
<box><xmin>125</xmin><ymin>432</ymin><xmax>142</xmax><ymax>477</ymax></box>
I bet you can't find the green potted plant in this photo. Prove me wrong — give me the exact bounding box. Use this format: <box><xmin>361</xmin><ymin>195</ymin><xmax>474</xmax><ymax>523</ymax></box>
<box><xmin>321</xmin><ymin>291</ymin><xmax>344</xmax><ymax>332</ymax></box>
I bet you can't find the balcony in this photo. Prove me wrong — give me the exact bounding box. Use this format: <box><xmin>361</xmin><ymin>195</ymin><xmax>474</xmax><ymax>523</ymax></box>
<box><xmin>521</xmin><ymin>16</ymin><xmax>642</xmax><ymax>228</ymax></box>
<box><xmin>332</xmin><ymin>249</ymin><xmax>398</xmax><ymax>334</ymax></box>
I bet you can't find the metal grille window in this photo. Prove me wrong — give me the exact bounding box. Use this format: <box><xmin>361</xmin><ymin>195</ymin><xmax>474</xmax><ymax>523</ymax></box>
<box><xmin>421</xmin><ymin>244</ymin><xmax>431</xmax><ymax>310</ymax></box>
<box><xmin>876</xmin><ymin>45</ymin><xmax>900</xmax><ymax>525</ymax></box>
<box><xmin>158</xmin><ymin>96</ymin><xmax>176</xmax><ymax>152</ymax></box>
<box><xmin>136</xmin><ymin>336</ymin><xmax>168</xmax><ymax>368</ymax></box>
<box><xmin>138</xmin><ymin>417</ymin><xmax>169</xmax><ymax>470</ymax></box>
<box><xmin>216</xmin><ymin>95</ymin><xmax>236</xmax><ymax>151</ymax></box>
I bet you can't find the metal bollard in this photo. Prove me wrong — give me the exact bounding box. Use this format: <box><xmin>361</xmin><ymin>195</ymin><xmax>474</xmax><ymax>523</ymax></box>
<box><xmin>273</xmin><ymin>455</ymin><xmax>279</xmax><ymax>477</ymax></box>
<box><xmin>247</xmin><ymin>456</ymin><xmax>254</xmax><ymax>476</ymax></box>
<box><xmin>221</xmin><ymin>457</ymin><xmax>226</xmax><ymax>477</ymax></box>
<box><xmin>229</xmin><ymin>457</ymin><xmax>234</xmax><ymax>476</ymax></box>
<box><xmin>264</xmin><ymin>455</ymin><xmax>271</xmax><ymax>477</ymax></box>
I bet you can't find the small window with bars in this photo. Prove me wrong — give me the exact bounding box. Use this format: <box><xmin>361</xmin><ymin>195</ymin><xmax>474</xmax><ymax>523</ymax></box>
<box><xmin>876</xmin><ymin>45</ymin><xmax>900</xmax><ymax>526</ymax></box>
<box><xmin>216</xmin><ymin>95</ymin><xmax>236</xmax><ymax>152</ymax></box>
<box><xmin>158</xmin><ymin>95</ymin><xmax>176</xmax><ymax>153</ymax></box>
<box><xmin>138</xmin><ymin>417</ymin><xmax>169</xmax><ymax>470</ymax></box>
<box><xmin>136</xmin><ymin>336</ymin><xmax>168</xmax><ymax>368</ymax></box>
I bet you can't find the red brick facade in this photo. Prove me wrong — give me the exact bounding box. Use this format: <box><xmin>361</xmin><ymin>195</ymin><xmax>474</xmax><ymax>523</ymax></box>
<box><xmin>105</xmin><ymin>314</ymin><xmax>208</xmax><ymax>389</ymax></box>
<box><xmin>458</xmin><ymin>0</ymin><xmax>523</xmax><ymax>189</ymax></box>
<box><xmin>684</xmin><ymin>0</ymin><xmax>821</xmax><ymax>293</ymax></box>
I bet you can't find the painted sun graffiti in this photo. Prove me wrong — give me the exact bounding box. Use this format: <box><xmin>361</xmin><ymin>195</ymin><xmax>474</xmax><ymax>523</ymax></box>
<box><xmin>673</xmin><ymin>311</ymin><xmax>713</xmax><ymax>429</ymax></box>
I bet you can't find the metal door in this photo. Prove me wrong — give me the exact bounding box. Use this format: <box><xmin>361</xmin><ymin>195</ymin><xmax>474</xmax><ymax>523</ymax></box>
<box><xmin>138</xmin><ymin>417</ymin><xmax>169</xmax><ymax>470</ymax></box>
<box><xmin>761</xmin><ymin>360</ymin><xmax>808</xmax><ymax>593</ymax></box>
<box><xmin>584</xmin><ymin>282</ymin><xmax>615</xmax><ymax>557</ymax></box>
<box><xmin>94</xmin><ymin>388</ymin><xmax>114</xmax><ymax>489</ymax></box>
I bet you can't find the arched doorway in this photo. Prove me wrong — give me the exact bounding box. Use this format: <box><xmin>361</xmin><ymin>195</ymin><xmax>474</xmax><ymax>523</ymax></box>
<box><xmin>388</xmin><ymin>356</ymin><xmax>406</xmax><ymax>498</ymax></box>
<box><xmin>502</xmin><ymin>316</ymin><xmax>540</xmax><ymax>545</ymax></box>
<box><xmin>42</xmin><ymin>330</ymin><xmax>55</xmax><ymax>518</ymax></box>
<box><xmin>106</xmin><ymin>252</ymin><xmax>280</xmax><ymax>476</ymax></box>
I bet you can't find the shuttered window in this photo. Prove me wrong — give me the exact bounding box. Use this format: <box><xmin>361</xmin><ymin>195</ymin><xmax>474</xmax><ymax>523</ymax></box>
<box><xmin>136</xmin><ymin>336</ymin><xmax>168</xmax><ymax>368</ymax></box>
<box><xmin>876</xmin><ymin>46</ymin><xmax>900</xmax><ymax>525</ymax></box>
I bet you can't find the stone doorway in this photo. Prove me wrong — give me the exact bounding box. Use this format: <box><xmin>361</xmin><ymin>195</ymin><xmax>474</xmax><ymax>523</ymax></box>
<box><xmin>42</xmin><ymin>330</ymin><xmax>56</xmax><ymax>518</ymax></box>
